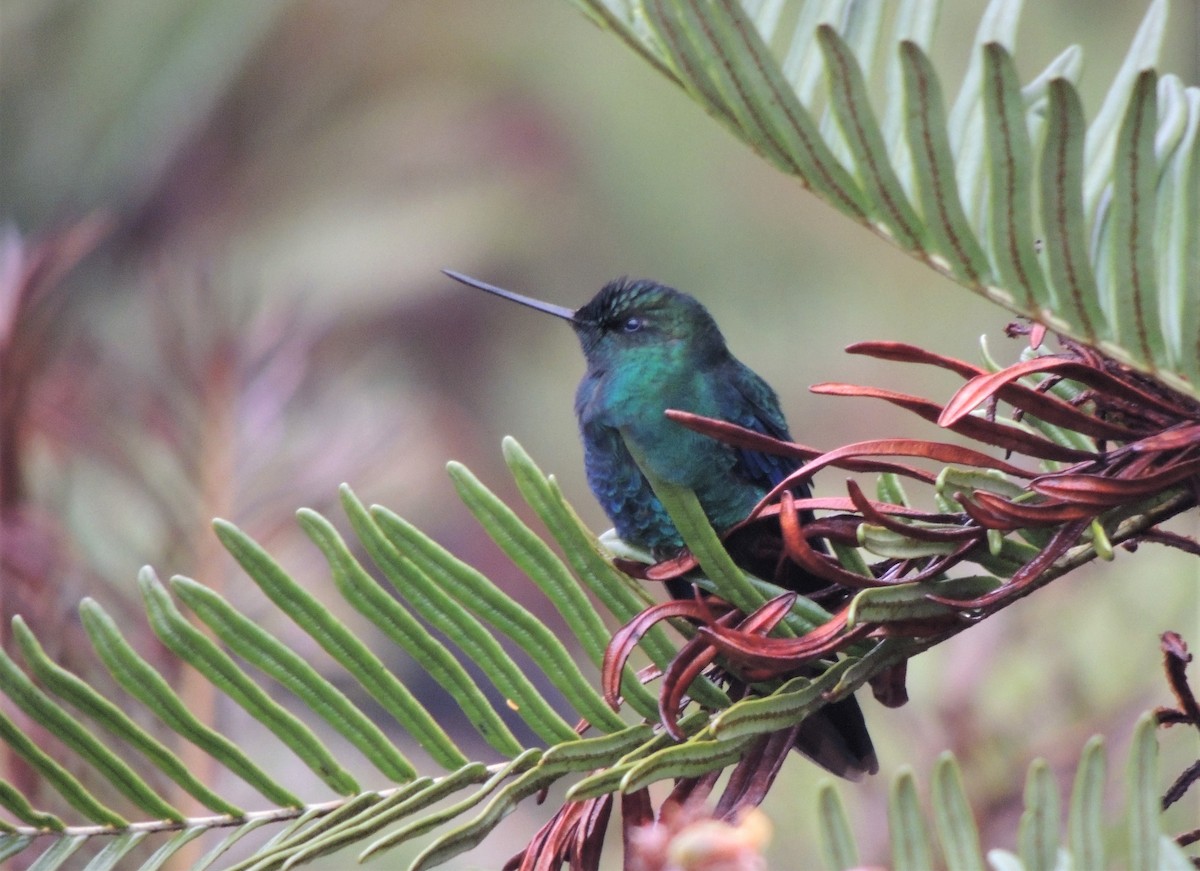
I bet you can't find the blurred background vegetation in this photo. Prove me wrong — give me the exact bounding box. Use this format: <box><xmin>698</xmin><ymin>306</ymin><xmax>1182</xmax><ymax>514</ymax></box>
<box><xmin>1</xmin><ymin>1</ymin><xmax>1197</xmax><ymax>867</ymax></box>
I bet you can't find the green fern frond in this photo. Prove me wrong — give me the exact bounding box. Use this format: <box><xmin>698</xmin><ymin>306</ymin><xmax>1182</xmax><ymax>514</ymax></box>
<box><xmin>567</xmin><ymin>0</ymin><xmax>1200</xmax><ymax>398</ymax></box>
<box><xmin>0</xmin><ymin>440</ymin><xmax>826</xmax><ymax>868</ymax></box>
<box><xmin>0</xmin><ymin>431</ymin><xmax>1192</xmax><ymax>867</ymax></box>
<box><xmin>815</xmin><ymin>714</ymin><xmax>1193</xmax><ymax>871</ymax></box>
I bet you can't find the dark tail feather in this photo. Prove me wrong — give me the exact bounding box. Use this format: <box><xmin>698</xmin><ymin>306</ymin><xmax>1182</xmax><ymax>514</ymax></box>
<box><xmin>792</xmin><ymin>695</ymin><xmax>878</xmax><ymax>781</ymax></box>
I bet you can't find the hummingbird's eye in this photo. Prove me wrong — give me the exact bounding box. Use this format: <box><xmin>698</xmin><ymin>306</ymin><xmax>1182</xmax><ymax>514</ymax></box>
<box><xmin>622</xmin><ymin>316</ymin><xmax>643</xmax><ymax>333</ymax></box>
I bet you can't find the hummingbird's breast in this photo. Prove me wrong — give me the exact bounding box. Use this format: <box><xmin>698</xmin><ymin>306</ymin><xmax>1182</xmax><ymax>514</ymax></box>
<box><xmin>573</xmin><ymin>350</ymin><xmax>765</xmax><ymax>551</ymax></box>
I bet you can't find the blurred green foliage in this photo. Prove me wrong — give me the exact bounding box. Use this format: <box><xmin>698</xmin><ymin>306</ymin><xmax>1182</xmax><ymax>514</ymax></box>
<box><xmin>1</xmin><ymin>1</ymin><xmax>1196</xmax><ymax>866</ymax></box>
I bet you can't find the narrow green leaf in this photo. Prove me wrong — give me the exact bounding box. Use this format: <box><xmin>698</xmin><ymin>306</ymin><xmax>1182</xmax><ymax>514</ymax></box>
<box><xmin>538</xmin><ymin>723</ymin><xmax>656</xmax><ymax>773</ymax></box>
<box><xmin>711</xmin><ymin>661</ymin><xmax>856</xmax><ymax>740</ymax></box>
<box><xmin>642</xmin><ymin>0</ymin><xmax>772</xmax><ymax>158</ymax></box>
<box><xmin>1157</xmin><ymin>87</ymin><xmax>1200</xmax><ymax>379</ymax></box>
<box><xmin>0</xmin><ymin>778</ymin><xmax>62</xmax><ymax>829</ymax></box>
<box><xmin>1022</xmin><ymin>44</ymin><xmax>1083</xmax><ymax>111</ymax></box>
<box><xmin>340</xmin><ymin>487</ymin><xmax>578</xmax><ymax>745</ymax></box>
<box><xmin>831</xmin><ymin>639</ymin><xmax>910</xmax><ymax>694</ymax></box>
<box><xmin>386</xmin><ymin>477</ymin><xmax>628</xmax><ymax>739</ymax></box>
<box><xmin>1039</xmin><ymin>75</ymin><xmax>1107</xmax><ymax>341</ymax></box>
<box><xmin>947</xmin><ymin>0</ymin><xmax>1022</xmax><ymax>153</ymax></box>
<box><xmin>409</xmin><ymin>765</ymin><xmax>557</xmax><ymax>871</ymax></box>
<box><xmin>857</xmin><ymin>523</ymin><xmax>960</xmax><ymax>558</ymax></box>
<box><xmin>0</xmin><ymin>835</ymin><xmax>34</xmax><ymax>863</ymax></box>
<box><xmin>564</xmin><ymin>0</ymin><xmax>680</xmax><ymax>86</ymax></box>
<box><xmin>1126</xmin><ymin>712</ymin><xmax>1160</xmax><ymax>871</ymax></box>
<box><xmin>81</xmin><ymin>831</ymin><xmax>147</xmax><ymax>871</ymax></box>
<box><xmin>876</xmin><ymin>471</ymin><xmax>911</xmax><ymax>505</ymax></box>
<box><xmin>137</xmin><ymin>827</ymin><xmax>208</xmax><ymax>871</ymax></box>
<box><xmin>455</xmin><ymin>456</ymin><xmax>610</xmax><ymax>669</ymax></box>
<box><xmin>889</xmin><ymin>768</ymin><xmax>934</xmax><ymax>871</ymax></box>
<box><xmin>648</xmin><ymin>0</ymin><xmax>870</xmax><ymax>220</ymax></box>
<box><xmin>359</xmin><ymin>752</ymin><xmax>541</xmax><ymax>861</ymax></box>
<box><xmin>816</xmin><ymin>2</ymin><xmax>884</xmax><ymax>169</ymax></box>
<box><xmin>0</xmin><ymin>642</ymin><xmax>181</xmax><ymax>821</ymax></box>
<box><xmin>899</xmin><ymin>41</ymin><xmax>991</xmax><ymax>286</ymax></box>
<box><xmin>80</xmin><ymin>598</ymin><xmax>301</xmax><ymax>808</ymax></box>
<box><xmin>0</xmin><ymin>703</ymin><xmax>124</xmax><ymax>826</ymax></box>
<box><xmin>502</xmin><ymin>438</ymin><xmax>681</xmax><ymax>716</ymax></box>
<box><xmin>252</xmin><ymin>805</ymin><xmax>336</xmax><ymax>864</ymax></box>
<box><xmin>213</xmin><ymin>518</ymin><xmax>469</xmax><ymax>770</ymax></box>
<box><xmin>25</xmin><ymin>833</ymin><xmax>86</xmax><ymax>869</ymax></box>
<box><xmin>1105</xmin><ymin>70</ymin><xmax>1163</xmax><ymax>369</ymax></box>
<box><xmin>783</xmin><ymin>0</ymin><xmax>847</xmax><ymax>106</ymax></box>
<box><xmin>744</xmin><ymin>0</ymin><xmax>788</xmax><ymax>46</ymax></box>
<box><xmin>1070</xmin><ymin>734</ymin><xmax>1104</xmax><ymax>868</ymax></box>
<box><xmin>630</xmin><ymin>454</ymin><xmax>766</xmax><ymax>616</ymax></box>
<box><xmin>565</xmin><ymin>765</ymin><xmax>632</xmax><ymax>802</ymax></box>
<box><xmin>931</xmin><ymin>753</ymin><xmax>985</xmax><ymax>871</ymax></box>
<box><xmin>279</xmin><ymin>788</ymin><xmax>436</xmax><ymax>870</ymax></box>
<box><xmin>192</xmin><ymin>816</ymin><xmax>279</xmax><ymax>871</ymax></box>
<box><xmin>828</xmin><ymin>539</ymin><xmax>874</xmax><ymax>580</ymax></box>
<box><xmin>566</xmin><ymin>718</ymin><xmax>696</xmax><ymax>800</ymax></box>
<box><xmin>367</xmin><ymin>502</ymin><xmax>627</xmax><ymax>735</ymax></box>
<box><xmin>947</xmin><ymin>0</ymin><xmax>1023</xmax><ymax>229</ymax></box>
<box><xmin>138</xmin><ymin>568</ymin><xmax>359</xmax><ymax>795</ymax></box>
<box><xmin>501</xmin><ymin>439</ymin><xmax>633</xmax><ymax>657</ymax></box>
<box><xmin>1084</xmin><ymin>0</ymin><xmax>1168</xmax><ymax>215</ymax></box>
<box><xmin>11</xmin><ymin>618</ymin><xmax>241</xmax><ymax>817</ymax></box>
<box><xmin>1152</xmin><ymin>75</ymin><xmax>1189</xmax><ymax>168</ymax></box>
<box><xmin>1018</xmin><ymin>408</ymin><xmax>1103</xmax><ymax>455</ymax></box>
<box><xmin>818</xmin><ymin>782</ymin><xmax>859</xmax><ymax>870</ymax></box>
<box><xmin>621</xmin><ymin>735</ymin><xmax>752</xmax><ymax>795</ymax></box>
<box><xmin>297</xmin><ymin>507</ymin><xmax>524</xmax><ymax>758</ymax></box>
<box><xmin>229</xmin><ymin>787</ymin><xmax>419</xmax><ymax>871</ymax></box>
<box><xmin>817</xmin><ymin>25</ymin><xmax>925</xmax><ymax>250</ymax></box>
<box><xmin>168</xmin><ymin>576</ymin><xmax>415</xmax><ymax>783</ymax></box>
<box><xmin>981</xmin><ymin>42</ymin><xmax>1051</xmax><ymax>314</ymax></box>
<box><xmin>882</xmin><ymin>0</ymin><xmax>942</xmax><ymax>183</ymax></box>
<box><xmin>1017</xmin><ymin>758</ymin><xmax>1059</xmax><ymax>871</ymax></box>
<box><xmin>847</xmin><ymin>576</ymin><xmax>1001</xmax><ymax>625</ymax></box>
<box><xmin>936</xmin><ymin>467</ymin><xmax>1025</xmax><ymax>500</ymax></box>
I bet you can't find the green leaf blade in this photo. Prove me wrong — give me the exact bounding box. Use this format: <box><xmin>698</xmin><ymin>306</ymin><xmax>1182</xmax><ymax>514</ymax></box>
<box><xmin>900</xmin><ymin>41</ymin><xmax>991</xmax><ymax>287</ymax></box>
<box><xmin>1067</xmin><ymin>735</ymin><xmax>1106</xmax><ymax>870</ymax></box>
<box><xmin>931</xmin><ymin>752</ymin><xmax>985</xmax><ymax>871</ymax></box>
<box><xmin>340</xmin><ymin>487</ymin><xmax>579</xmax><ymax>745</ymax></box>
<box><xmin>79</xmin><ymin>598</ymin><xmax>300</xmax><ymax>809</ymax></box>
<box><xmin>297</xmin><ymin>507</ymin><xmax>525</xmax><ymax>759</ymax></box>
<box><xmin>0</xmin><ymin>642</ymin><xmax>180</xmax><ymax>821</ymax></box>
<box><xmin>167</xmin><ymin>577</ymin><xmax>415</xmax><ymax>784</ymax></box>
<box><xmin>213</xmin><ymin>519</ymin><xmax>470</xmax><ymax>771</ymax></box>
<box><xmin>981</xmin><ymin>42</ymin><xmax>1051</xmax><ymax>314</ymax></box>
<box><xmin>11</xmin><ymin>618</ymin><xmax>242</xmax><ymax>817</ymax></box>
<box><xmin>889</xmin><ymin>768</ymin><xmax>934</xmax><ymax>871</ymax></box>
<box><xmin>1039</xmin><ymin>78</ymin><xmax>1105</xmax><ymax>339</ymax></box>
<box><xmin>137</xmin><ymin>567</ymin><xmax>360</xmax><ymax>796</ymax></box>
<box><xmin>1105</xmin><ymin>70</ymin><xmax>1164</xmax><ymax>370</ymax></box>
<box><xmin>817</xmin><ymin>24</ymin><xmax>925</xmax><ymax>250</ymax></box>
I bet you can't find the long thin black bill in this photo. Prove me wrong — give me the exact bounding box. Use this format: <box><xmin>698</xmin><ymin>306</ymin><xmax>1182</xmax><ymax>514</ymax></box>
<box><xmin>442</xmin><ymin>269</ymin><xmax>576</xmax><ymax>321</ymax></box>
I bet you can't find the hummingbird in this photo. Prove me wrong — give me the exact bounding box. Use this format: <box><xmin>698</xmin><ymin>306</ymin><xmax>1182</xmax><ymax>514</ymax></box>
<box><xmin>445</xmin><ymin>269</ymin><xmax>877</xmax><ymax>779</ymax></box>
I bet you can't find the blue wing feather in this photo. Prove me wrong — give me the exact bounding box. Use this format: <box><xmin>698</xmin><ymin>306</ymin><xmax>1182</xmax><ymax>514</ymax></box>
<box><xmin>723</xmin><ymin>360</ymin><xmax>806</xmax><ymax>493</ymax></box>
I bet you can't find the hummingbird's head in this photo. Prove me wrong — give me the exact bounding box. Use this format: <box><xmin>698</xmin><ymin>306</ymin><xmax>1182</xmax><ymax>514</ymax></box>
<box><xmin>442</xmin><ymin>269</ymin><xmax>729</xmax><ymax>369</ymax></box>
<box><xmin>571</xmin><ymin>278</ymin><xmax>727</xmax><ymax>366</ymax></box>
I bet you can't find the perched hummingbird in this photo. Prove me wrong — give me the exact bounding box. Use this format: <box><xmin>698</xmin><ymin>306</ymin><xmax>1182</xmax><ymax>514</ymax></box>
<box><xmin>445</xmin><ymin>269</ymin><xmax>877</xmax><ymax>779</ymax></box>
